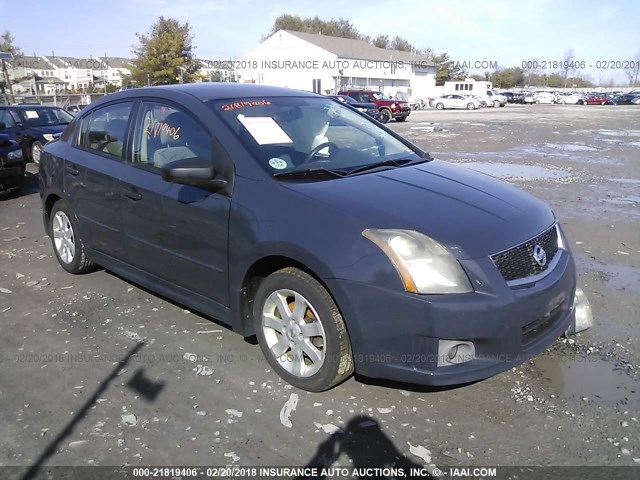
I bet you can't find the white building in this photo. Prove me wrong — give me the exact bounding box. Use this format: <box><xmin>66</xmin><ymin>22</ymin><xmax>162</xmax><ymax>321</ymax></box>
<box><xmin>237</xmin><ymin>30</ymin><xmax>436</xmax><ymax>99</ymax></box>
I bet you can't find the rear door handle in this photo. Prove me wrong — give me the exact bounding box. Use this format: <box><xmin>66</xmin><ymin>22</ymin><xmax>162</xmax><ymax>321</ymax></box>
<box><xmin>65</xmin><ymin>164</ymin><xmax>79</xmax><ymax>176</ymax></box>
<box><xmin>122</xmin><ymin>186</ymin><xmax>143</xmax><ymax>201</ymax></box>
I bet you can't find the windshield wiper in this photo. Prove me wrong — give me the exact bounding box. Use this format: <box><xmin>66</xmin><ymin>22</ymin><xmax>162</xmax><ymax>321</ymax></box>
<box><xmin>346</xmin><ymin>157</ymin><xmax>426</xmax><ymax>175</ymax></box>
<box><xmin>273</xmin><ymin>167</ymin><xmax>349</xmax><ymax>179</ymax></box>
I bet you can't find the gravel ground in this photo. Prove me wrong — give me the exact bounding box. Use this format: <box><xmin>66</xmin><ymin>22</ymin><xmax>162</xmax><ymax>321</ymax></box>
<box><xmin>0</xmin><ymin>104</ymin><xmax>638</xmax><ymax>476</ymax></box>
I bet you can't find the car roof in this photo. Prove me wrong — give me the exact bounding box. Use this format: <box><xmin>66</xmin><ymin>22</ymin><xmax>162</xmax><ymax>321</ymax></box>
<box><xmin>107</xmin><ymin>83</ymin><xmax>319</xmax><ymax>103</ymax></box>
<box><xmin>3</xmin><ymin>105</ymin><xmax>65</xmax><ymax>110</ymax></box>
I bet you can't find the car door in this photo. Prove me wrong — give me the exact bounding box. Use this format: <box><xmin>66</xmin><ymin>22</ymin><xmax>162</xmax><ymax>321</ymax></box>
<box><xmin>64</xmin><ymin>101</ymin><xmax>134</xmax><ymax>259</ymax></box>
<box><xmin>450</xmin><ymin>95</ymin><xmax>464</xmax><ymax>109</ymax></box>
<box><xmin>119</xmin><ymin>100</ymin><xmax>231</xmax><ymax>306</ymax></box>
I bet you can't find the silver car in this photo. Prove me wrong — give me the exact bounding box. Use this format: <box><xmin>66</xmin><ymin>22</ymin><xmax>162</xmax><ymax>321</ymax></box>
<box><xmin>430</xmin><ymin>94</ymin><xmax>482</xmax><ymax>110</ymax></box>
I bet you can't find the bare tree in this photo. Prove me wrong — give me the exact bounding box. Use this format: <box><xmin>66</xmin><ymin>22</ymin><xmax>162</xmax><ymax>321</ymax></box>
<box><xmin>561</xmin><ymin>49</ymin><xmax>578</xmax><ymax>88</ymax></box>
<box><xmin>522</xmin><ymin>57</ymin><xmax>541</xmax><ymax>86</ymax></box>
<box><xmin>623</xmin><ymin>51</ymin><xmax>640</xmax><ymax>87</ymax></box>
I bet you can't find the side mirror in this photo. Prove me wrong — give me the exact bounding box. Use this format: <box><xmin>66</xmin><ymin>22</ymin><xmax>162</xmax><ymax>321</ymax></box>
<box><xmin>161</xmin><ymin>158</ymin><xmax>227</xmax><ymax>191</ymax></box>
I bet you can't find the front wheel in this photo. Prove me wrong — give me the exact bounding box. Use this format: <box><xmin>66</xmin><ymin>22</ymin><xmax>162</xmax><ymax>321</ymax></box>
<box><xmin>379</xmin><ymin>109</ymin><xmax>392</xmax><ymax>124</ymax></box>
<box><xmin>467</xmin><ymin>103</ymin><xmax>476</xmax><ymax>110</ymax></box>
<box><xmin>31</xmin><ymin>141</ymin><xmax>43</xmax><ymax>165</ymax></box>
<box><xmin>49</xmin><ymin>200</ymin><xmax>96</xmax><ymax>274</ymax></box>
<box><xmin>493</xmin><ymin>100</ymin><xmax>500</xmax><ymax>108</ymax></box>
<box><xmin>253</xmin><ymin>268</ymin><xmax>354</xmax><ymax>392</ymax></box>
<box><xmin>436</xmin><ymin>103</ymin><xmax>444</xmax><ymax>110</ymax></box>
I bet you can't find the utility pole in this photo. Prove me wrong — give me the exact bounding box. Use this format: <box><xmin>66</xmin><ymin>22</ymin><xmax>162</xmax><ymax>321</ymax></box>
<box><xmin>0</xmin><ymin>52</ymin><xmax>15</xmax><ymax>104</ymax></box>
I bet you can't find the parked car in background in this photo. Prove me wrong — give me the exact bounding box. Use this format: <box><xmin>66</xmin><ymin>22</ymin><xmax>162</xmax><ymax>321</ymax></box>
<box><xmin>582</xmin><ymin>94</ymin><xmax>609</xmax><ymax>105</ymax></box>
<box><xmin>0</xmin><ymin>105</ymin><xmax>73</xmax><ymax>164</ymax></box>
<box><xmin>534</xmin><ymin>92</ymin><xmax>556</xmax><ymax>104</ymax></box>
<box><xmin>557</xmin><ymin>93</ymin><xmax>584</xmax><ymax>104</ymax></box>
<box><xmin>0</xmin><ymin>125</ymin><xmax>25</xmax><ymax>193</ymax></box>
<box><xmin>430</xmin><ymin>94</ymin><xmax>483</xmax><ymax>110</ymax></box>
<box><xmin>522</xmin><ymin>94</ymin><xmax>537</xmax><ymax>104</ymax></box>
<box><xmin>500</xmin><ymin>92</ymin><xmax>520</xmax><ymax>103</ymax></box>
<box><xmin>338</xmin><ymin>90</ymin><xmax>411</xmax><ymax>123</ymax></box>
<box><xmin>66</xmin><ymin>104</ymin><xmax>87</xmax><ymax>115</ymax></box>
<box><xmin>329</xmin><ymin>95</ymin><xmax>380</xmax><ymax>121</ymax></box>
<box><xmin>615</xmin><ymin>93</ymin><xmax>640</xmax><ymax>105</ymax></box>
<box><xmin>461</xmin><ymin>94</ymin><xmax>487</xmax><ymax>108</ymax></box>
<box><xmin>511</xmin><ymin>93</ymin><xmax>525</xmax><ymax>104</ymax></box>
<box><xmin>394</xmin><ymin>92</ymin><xmax>426</xmax><ymax>111</ymax></box>
<box><xmin>485</xmin><ymin>90</ymin><xmax>507</xmax><ymax>107</ymax></box>
<box><xmin>39</xmin><ymin>83</ymin><xmax>580</xmax><ymax>391</ymax></box>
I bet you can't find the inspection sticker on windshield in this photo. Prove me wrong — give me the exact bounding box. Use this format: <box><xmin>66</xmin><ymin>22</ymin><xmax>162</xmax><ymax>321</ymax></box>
<box><xmin>24</xmin><ymin>110</ymin><xmax>40</xmax><ymax>119</ymax></box>
<box><xmin>268</xmin><ymin>158</ymin><xmax>288</xmax><ymax>170</ymax></box>
<box><xmin>238</xmin><ymin>115</ymin><xmax>292</xmax><ymax>145</ymax></box>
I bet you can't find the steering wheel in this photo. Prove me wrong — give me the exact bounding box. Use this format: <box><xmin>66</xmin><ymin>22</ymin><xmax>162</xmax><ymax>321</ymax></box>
<box><xmin>302</xmin><ymin>142</ymin><xmax>338</xmax><ymax>164</ymax></box>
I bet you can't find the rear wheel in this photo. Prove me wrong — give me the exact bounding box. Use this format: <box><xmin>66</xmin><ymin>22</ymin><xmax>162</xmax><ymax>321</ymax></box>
<box><xmin>436</xmin><ymin>103</ymin><xmax>444</xmax><ymax>110</ymax></box>
<box><xmin>379</xmin><ymin>109</ymin><xmax>392</xmax><ymax>124</ymax></box>
<box><xmin>31</xmin><ymin>141</ymin><xmax>43</xmax><ymax>165</ymax></box>
<box><xmin>467</xmin><ymin>103</ymin><xmax>476</xmax><ymax>110</ymax></box>
<box><xmin>49</xmin><ymin>200</ymin><xmax>96</xmax><ymax>274</ymax></box>
<box><xmin>253</xmin><ymin>268</ymin><xmax>353</xmax><ymax>392</ymax></box>
<box><xmin>493</xmin><ymin>100</ymin><xmax>500</xmax><ymax>107</ymax></box>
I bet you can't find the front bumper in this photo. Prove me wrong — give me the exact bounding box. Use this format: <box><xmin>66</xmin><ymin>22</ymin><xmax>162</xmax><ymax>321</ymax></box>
<box><xmin>391</xmin><ymin>108</ymin><xmax>411</xmax><ymax>118</ymax></box>
<box><xmin>327</xmin><ymin>247</ymin><xmax>576</xmax><ymax>386</ymax></box>
<box><xmin>0</xmin><ymin>165</ymin><xmax>25</xmax><ymax>191</ymax></box>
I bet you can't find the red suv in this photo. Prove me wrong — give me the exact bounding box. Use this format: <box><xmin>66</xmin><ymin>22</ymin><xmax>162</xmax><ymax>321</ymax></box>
<box><xmin>338</xmin><ymin>90</ymin><xmax>410</xmax><ymax>123</ymax></box>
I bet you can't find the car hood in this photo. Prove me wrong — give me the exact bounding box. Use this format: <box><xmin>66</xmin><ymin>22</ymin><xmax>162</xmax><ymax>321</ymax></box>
<box><xmin>280</xmin><ymin>160</ymin><xmax>555</xmax><ymax>259</ymax></box>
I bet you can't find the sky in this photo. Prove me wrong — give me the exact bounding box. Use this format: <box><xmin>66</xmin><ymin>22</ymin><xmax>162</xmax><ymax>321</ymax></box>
<box><xmin>2</xmin><ymin>0</ymin><xmax>639</xmax><ymax>85</ymax></box>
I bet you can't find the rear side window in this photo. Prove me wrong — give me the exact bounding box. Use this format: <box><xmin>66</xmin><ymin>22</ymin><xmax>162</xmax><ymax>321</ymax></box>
<box><xmin>80</xmin><ymin>102</ymin><xmax>133</xmax><ymax>159</ymax></box>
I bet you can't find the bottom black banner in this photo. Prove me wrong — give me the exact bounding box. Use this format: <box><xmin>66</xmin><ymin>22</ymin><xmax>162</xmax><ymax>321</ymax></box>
<box><xmin>2</xmin><ymin>465</ymin><xmax>638</xmax><ymax>480</ymax></box>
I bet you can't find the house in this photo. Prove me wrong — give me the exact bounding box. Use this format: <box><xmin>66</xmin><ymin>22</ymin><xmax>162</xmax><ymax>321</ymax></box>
<box><xmin>236</xmin><ymin>30</ymin><xmax>436</xmax><ymax>99</ymax></box>
<box><xmin>98</xmin><ymin>57</ymin><xmax>133</xmax><ymax>88</ymax></box>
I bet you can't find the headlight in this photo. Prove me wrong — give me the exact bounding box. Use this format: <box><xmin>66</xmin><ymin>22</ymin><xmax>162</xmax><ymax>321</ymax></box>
<box><xmin>43</xmin><ymin>134</ymin><xmax>55</xmax><ymax>142</ymax></box>
<box><xmin>7</xmin><ymin>150</ymin><xmax>23</xmax><ymax>160</ymax></box>
<box><xmin>363</xmin><ymin>229</ymin><xmax>473</xmax><ymax>294</ymax></box>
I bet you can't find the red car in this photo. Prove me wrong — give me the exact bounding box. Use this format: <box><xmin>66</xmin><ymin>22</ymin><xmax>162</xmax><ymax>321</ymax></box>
<box><xmin>582</xmin><ymin>94</ymin><xmax>608</xmax><ymax>105</ymax></box>
<box><xmin>338</xmin><ymin>90</ymin><xmax>411</xmax><ymax>123</ymax></box>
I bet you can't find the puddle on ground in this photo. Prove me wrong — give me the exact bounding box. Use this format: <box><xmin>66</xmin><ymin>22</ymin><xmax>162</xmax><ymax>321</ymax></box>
<box><xmin>597</xmin><ymin>130</ymin><xmax>640</xmax><ymax>137</ymax></box>
<box><xmin>543</xmin><ymin>143</ymin><xmax>599</xmax><ymax>152</ymax></box>
<box><xmin>601</xmin><ymin>196</ymin><xmax>640</xmax><ymax>206</ymax></box>
<box><xmin>608</xmin><ymin>178</ymin><xmax>640</xmax><ymax>185</ymax></box>
<box><xmin>577</xmin><ymin>257</ymin><xmax>640</xmax><ymax>296</ymax></box>
<box><xmin>460</xmin><ymin>162</ymin><xmax>570</xmax><ymax>180</ymax></box>
<box><xmin>533</xmin><ymin>355</ymin><xmax>638</xmax><ymax>406</ymax></box>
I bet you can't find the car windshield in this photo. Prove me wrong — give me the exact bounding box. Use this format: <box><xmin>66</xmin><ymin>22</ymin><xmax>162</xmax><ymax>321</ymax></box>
<box><xmin>19</xmin><ymin>107</ymin><xmax>73</xmax><ymax>127</ymax></box>
<box><xmin>211</xmin><ymin>97</ymin><xmax>422</xmax><ymax>177</ymax></box>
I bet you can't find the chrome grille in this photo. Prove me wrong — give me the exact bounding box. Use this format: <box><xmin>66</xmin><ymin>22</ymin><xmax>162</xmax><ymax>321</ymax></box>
<box><xmin>491</xmin><ymin>225</ymin><xmax>559</xmax><ymax>282</ymax></box>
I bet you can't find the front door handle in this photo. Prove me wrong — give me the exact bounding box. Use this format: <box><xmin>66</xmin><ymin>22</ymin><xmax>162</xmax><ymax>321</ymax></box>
<box><xmin>65</xmin><ymin>164</ymin><xmax>79</xmax><ymax>176</ymax></box>
<box><xmin>122</xmin><ymin>187</ymin><xmax>143</xmax><ymax>201</ymax></box>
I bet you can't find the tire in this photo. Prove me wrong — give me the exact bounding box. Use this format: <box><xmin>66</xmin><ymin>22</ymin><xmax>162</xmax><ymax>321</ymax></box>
<box><xmin>379</xmin><ymin>109</ymin><xmax>392</xmax><ymax>124</ymax></box>
<box><xmin>49</xmin><ymin>200</ymin><xmax>96</xmax><ymax>274</ymax></box>
<box><xmin>395</xmin><ymin>116</ymin><xmax>407</xmax><ymax>122</ymax></box>
<box><xmin>467</xmin><ymin>103</ymin><xmax>475</xmax><ymax>110</ymax></box>
<box><xmin>436</xmin><ymin>103</ymin><xmax>444</xmax><ymax>110</ymax></box>
<box><xmin>31</xmin><ymin>141</ymin><xmax>43</xmax><ymax>165</ymax></box>
<box><xmin>253</xmin><ymin>267</ymin><xmax>353</xmax><ymax>392</ymax></box>
<box><xmin>493</xmin><ymin>100</ymin><xmax>500</xmax><ymax>108</ymax></box>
